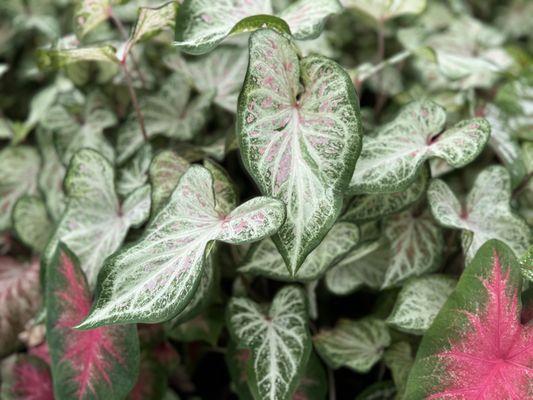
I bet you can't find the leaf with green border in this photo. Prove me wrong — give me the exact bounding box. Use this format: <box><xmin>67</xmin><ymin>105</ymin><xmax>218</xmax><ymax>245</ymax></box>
<box><xmin>13</xmin><ymin>196</ymin><xmax>53</xmax><ymax>253</ymax></box>
<box><xmin>383</xmin><ymin>341</ymin><xmax>413</xmax><ymax>400</ymax></box>
<box><xmin>117</xmin><ymin>144</ymin><xmax>153</xmax><ymax>197</ymax></box>
<box><xmin>238</xmin><ymin>29</ymin><xmax>362</xmax><ymax>272</ymax></box>
<box><xmin>428</xmin><ymin>165</ymin><xmax>530</xmax><ymax>264</ymax></box>
<box><xmin>77</xmin><ymin>165</ymin><xmax>285</xmax><ymax>328</ymax></box>
<box><xmin>386</xmin><ymin>275</ymin><xmax>456</xmax><ymax>335</ymax></box>
<box><xmin>342</xmin><ymin>0</ymin><xmax>426</xmax><ymax>23</ymax></box>
<box><xmin>313</xmin><ymin>318</ymin><xmax>391</xmax><ymax>373</ymax></box>
<box><xmin>227</xmin><ymin>285</ymin><xmax>311</xmax><ymax>400</ymax></box>
<box><xmin>0</xmin><ymin>354</ymin><xmax>54</xmax><ymax>400</ymax></box>
<box><xmin>348</xmin><ymin>100</ymin><xmax>490</xmax><ymax>194</ymax></box>
<box><xmin>240</xmin><ymin>222</ymin><xmax>359</xmax><ymax>281</ymax></box>
<box><xmin>404</xmin><ymin>240</ymin><xmax>532</xmax><ymax>399</ymax></box>
<box><xmin>520</xmin><ymin>246</ymin><xmax>532</xmax><ymax>282</ymax></box>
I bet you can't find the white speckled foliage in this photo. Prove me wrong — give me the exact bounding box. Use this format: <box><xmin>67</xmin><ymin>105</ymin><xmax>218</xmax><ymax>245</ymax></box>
<box><xmin>428</xmin><ymin>165</ymin><xmax>530</xmax><ymax>263</ymax></box>
<box><xmin>227</xmin><ymin>286</ymin><xmax>311</xmax><ymax>400</ymax></box>
<box><xmin>238</xmin><ymin>29</ymin><xmax>362</xmax><ymax>273</ymax></box>
<box><xmin>78</xmin><ymin>165</ymin><xmax>285</xmax><ymax>328</ymax></box>
<box><xmin>349</xmin><ymin>100</ymin><xmax>490</xmax><ymax>193</ymax></box>
<box><xmin>342</xmin><ymin>0</ymin><xmax>426</xmax><ymax>22</ymax></box>
<box><xmin>13</xmin><ymin>196</ymin><xmax>52</xmax><ymax>253</ymax></box>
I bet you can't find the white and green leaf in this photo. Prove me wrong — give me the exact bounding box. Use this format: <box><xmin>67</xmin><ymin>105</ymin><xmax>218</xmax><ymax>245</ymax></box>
<box><xmin>277</xmin><ymin>0</ymin><xmax>342</xmax><ymax>40</ymax></box>
<box><xmin>342</xmin><ymin>0</ymin><xmax>426</xmax><ymax>22</ymax></box>
<box><xmin>74</xmin><ymin>0</ymin><xmax>118</xmax><ymax>38</ymax></box>
<box><xmin>13</xmin><ymin>196</ymin><xmax>53</xmax><ymax>253</ymax></box>
<box><xmin>117</xmin><ymin>144</ymin><xmax>153</xmax><ymax>197</ymax></box>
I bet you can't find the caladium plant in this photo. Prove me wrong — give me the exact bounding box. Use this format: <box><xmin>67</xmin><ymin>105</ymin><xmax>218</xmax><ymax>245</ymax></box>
<box><xmin>1</xmin><ymin>0</ymin><xmax>532</xmax><ymax>398</ymax></box>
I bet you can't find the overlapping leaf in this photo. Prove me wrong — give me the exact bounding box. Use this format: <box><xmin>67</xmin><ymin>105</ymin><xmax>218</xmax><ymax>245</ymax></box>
<box><xmin>117</xmin><ymin>144</ymin><xmax>153</xmax><ymax>197</ymax></box>
<box><xmin>77</xmin><ymin>165</ymin><xmax>285</xmax><ymax>328</ymax></box>
<box><xmin>0</xmin><ymin>355</ymin><xmax>54</xmax><ymax>400</ymax></box>
<box><xmin>238</xmin><ymin>29</ymin><xmax>362</xmax><ymax>272</ymax></box>
<box><xmin>13</xmin><ymin>196</ymin><xmax>53</xmax><ymax>253</ymax></box>
<box><xmin>383</xmin><ymin>342</ymin><xmax>414</xmax><ymax>399</ymax></box>
<box><xmin>74</xmin><ymin>0</ymin><xmax>120</xmax><ymax>38</ymax></box>
<box><xmin>348</xmin><ymin>100</ymin><xmax>489</xmax><ymax>193</ymax></box>
<box><xmin>342</xmin><ymin>0</ymin><xmax>426</xmax><ymax>22</ymax></box>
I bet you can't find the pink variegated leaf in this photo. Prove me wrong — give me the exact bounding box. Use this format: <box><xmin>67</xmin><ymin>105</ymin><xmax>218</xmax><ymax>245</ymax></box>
<box><xmin>46</xmin><ymin>245</ymin><xmax>139</xmax><ymax>400</ymax></box>
<box><xmin>404</xmin><ymin>240</ymin><xmax>533</xmax><ymax>399</ymax></box>
<box><xmin>1</xmin><ymin>355</ymin><xmax>54</xmax><ymax>400</ymax></box>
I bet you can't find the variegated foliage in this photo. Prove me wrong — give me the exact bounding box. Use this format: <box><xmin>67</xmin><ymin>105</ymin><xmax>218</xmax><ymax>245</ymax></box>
<box><xmin>348</xmin><ymin>100</ymin><xmax>490</xmax><ymax>193</ymax></box>
<box><xmin>13</xmin><ymin>196</ymin><xmax>53</xmax><ymax>253</ymax></box>
<box><xmin>227</xmin><ymin>286</ymin><xmax>311</xmax><ymax>400</ymax></box>
<box><xmin>78</xmin><ymin>165</ymin><xmax>285</xmax><ymax>328</ymax></box>
<box><xmin>341</xmin><ymin>0</ymin><xmax>426</xmax><ymax>22</ymax></box>
<box><xmin>383</xmin><ymin>342</ymin><xmax>414</xmax><ymax>399</ymax></box>
<box><xmin>44</xmin><ymin>149</ymin><xmax>151</xmax><ymax>287</ymax></box>
<box><xmin>428</xmin><ymin>166</ymin><xmax>530</xmax><ymax>264</ymax></box>
<box><xmin>238</xmin><ymin>29</ymin><xmax>362</xmax><ymax>273</ymax></box>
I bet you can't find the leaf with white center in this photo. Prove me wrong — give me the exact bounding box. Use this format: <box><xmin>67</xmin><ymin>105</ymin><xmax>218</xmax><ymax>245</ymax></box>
<box><xmin>77</xmin><ymin>165</ymin><xmax>285</xmax><ymax>328</ymax></box>
<box><xmin>128</xmin><ymin>2</ymin><xmax>177</xmax><ymax>46</ymax></box>
<box><xmin>0</xmin><ymin>146</ymin><xmax>40</xmax><ymax>231</ymax></box>
<box><xmin>44</xmin><ymin>149</ymin><xmax>151</xmax><ymax>288</ymax></box>
<box><xmin>386</xmin><ymin>274</ymin><xmax>456</xmax><ymax>334</ymax></box>
<box><xmin>238</xmin><ymin>29</ymin><xmax>362</xmax><ymax>272</ymax></box>
<box><xmin>313</xmin><ymin>318</ymin><xmax>391</xmax><ymax>373</ymax></box>
<box><xmin>383</xmin><ymin>342</ymin><xmax>413</xmax><ymax>399</ymax></box>
<box><xmin>117</xmin><ymin>144</ymin><xmax>153</xmax><ymax>197</ymax></box>
<box><xmin>341</xmin><ymin>0</ymin><xmax>426</xmax><ymax>22</ymax></box>
<box><xmin>277</xmin><ymin>0</ymin><xmax>342</xmax><ymax>40</ymax></box>
<box><xmin>116</xmin><ymin>73</ymin><xmax>213</xmax><ymax>163</ymax></box>
<box><xmin>348</xmin><ymin>100</ymin><xmax>490</xmax><ymax>194</ymax></box>
<box><xmin>74</xmin><ymin>0</ymin><xmax>120</xmax><ymax>39</ymax></box>
<box><xmin>325</xmin><ymin>240</ymin><xmax>388</xmax><ymax>295</ymax></box>
<box><xmin>343</xmin><ymin>167</ymin><xmax>428</xmax><ymax>223</ymax></box>
<box><xmin>428</xmin><ymin>165</ymin><xmax>530</xmax><ymax>264</ymax></box>
<box><xmin>227</xmin><ymin>286</ymin><xmax>311</xmax><ymax>400</ymax></box>
<box><xmin>240</xmin><ymin>222</ymin><xmax>360</xmax><ymax>282</ymax></box>
<box><xmin>13</xmin><ymin>196</ymin><xmax>53</xmax><ymax>253</ymax></box>
<box><xmin>382</xmin><ymin>209</ymin><xmax>443</xmax><ymax>288</ymax></box>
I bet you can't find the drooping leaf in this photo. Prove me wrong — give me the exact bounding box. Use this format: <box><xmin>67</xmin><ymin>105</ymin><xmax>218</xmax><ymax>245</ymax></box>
<box><xmin>381</xmin><ymin>209</ymin><xmax>443</xmax><ymax>288</ymax></box>
<box><xmin>240</xmin><ymin>222</ymin><xmax>360</xmax><ymax>281</ymax></box>
<box><xmin>238</xmin><ymin>29</ymin><xmax>362</xmax><ymax>272</ymax></box>
<box><xmin>0</xmin><ymin>355</ymin><xmax>54</xmax><ymax>400</ymax></box>
<box><xmin>0</xmin><ymin>257</ymin><xmax>41</xmax><ymax>357</ymax></box>
<box><xmin>13</xmin><ymin>196</ymin><xmax>53</xmax><ymax>253</ymax></box>
<box><xmin>117</xmin><ymin>144</ymin><xmax>153</xmax><ymax>197</ymax></box>
<box><xmin>348</xmin><ymin>100</ymin><xmax>490</xmax><ymax>194</ymax></box>
<box><xmin>313</xmin><ymin>318</ymin><xmax>391</xmax><ymax>373</ymax></box>
<box><xmin>227</xmin><ymin>286</ymin><xmax>311</xmax><ymax>400</ymax></box>
<box><xmin>342</xmin><ymin>0</ymin><xmax>426</xmax><ymax>22</ymax></box>
<box><xmin>44</xmin><ymin>149</ymin><xmax>151</xmax><ymax>287</ymax></box>
<box><xmin>386</xmin><ymin>274</ymin><xmax>456</xmax><ymax>334</ymax></box>
<box><xmin>77</xmin><ymin>165</ymin><xmax>285</xmax><ymax>328</ymax></box>
<box><xmin>404</xmin><ymin>240</ymin><xmax>533</xmax><ymax>399</ymax></box>
<box><xmin>46</xmin><ymin>245</ymin><xmax>139</xmax><ymax>400</ymax></box>
<box><xmin>383</xmin><ymin>341</ymin><xmax>414</xmax><ymax>399</ymax></box>
<box><xmin>0</xmin><ymin>146</ymin><xmax>40</xmax><ymax>231</ymax></box>
<box><xmin>428</xmin><ymin>165</ymin><xmax>530</xmax><ymax>263</ymax></box>
<box><xmin>37</xmin><ymin>43</ymin><xmax>119</xmax><ymax>69</ymax></box>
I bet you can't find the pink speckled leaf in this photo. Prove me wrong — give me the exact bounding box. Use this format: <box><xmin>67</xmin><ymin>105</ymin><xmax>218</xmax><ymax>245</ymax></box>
<box><xmin>46</xmin><ymin>245</ymin><xmax>139</xmax><ymax>400</ymax></box>
<box><xmin>404</xmin><ymin>240</ymin><xmax>533</xmax><ymax>399</ymax></box>
<box><xmin>1</xmin><ymin>355</ymin><xmax>54</xmax><ymax>400</ymax></box>
<box><xmin>77</xmin><ymin>165</ymin><xmax>285</xmax><ymax>328</ymax></box>
<box><xmin>238</xmin><ymin>29</ymin><xmax>362</xmax><ymax>273</ymax></box>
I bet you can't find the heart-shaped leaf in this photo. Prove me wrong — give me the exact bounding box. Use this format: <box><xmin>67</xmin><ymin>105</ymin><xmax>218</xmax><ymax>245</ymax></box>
<box><xmin>428</xmin><ymin>165</ymin><xmax>530</xmax><ymax>263</ymax></box>
<box><xmin>45</xmin><ymin>149</ymin><xmax>151</xmax><ymax>287</ymax></box>
<box><xmin>227</xmin><ymin>286</ymin><xmax>311</xmax><ymax>400</ymax></box>
<box><xmin>404</xmin><ymin>240</ymin><xmax>532</xmax><ymax>399</ymax></box>
<box><xmin>0</xmin><ymin>146</ymin><xmax>40</xmax><ymax>231</ymax></box>
<box><xmin>386</xmin><ymin>274</ymin><xmax>456</xmax><ymax>334</ymax></box>
<box><xmin>13</xmin><ymin>196</ymin><xmax>53</xmax><ymax>253</ymax></box>
<box><xmin>1</xmin><ymin>355</ymin><xmax>54</xmax><ymax>400</ymax></box>
<box><xmin>240</xmin><ymin>222</ymin><xmax>360</xmax><ymax>281</ymax></box>
<box><xmin>238</xmin><ymin>29</ymin><xmax>362</xmax><ymax>272</ymax></box>
<box><xmin>77</xmin><ymin>165</ymin><xmax>285</xmax><ymax>328</ymax></box>
<box><xmin>342</xmin><ymin>0</ymin><xmax>426</xmax><ymax>22</ymax></box>
<box><xmin>46</xmin><ymin>245</ymin><xmax>139</xmax><ymax>400</ymax></box>
<box><xmin>348</xmin><ymin>100</ymin><xmax>490</xmax><ymax>194</ymax></box>
<box><xmin>313</xmin><ymin>318</ymin><xmax>391</xmax><ymax>373</ymax></box>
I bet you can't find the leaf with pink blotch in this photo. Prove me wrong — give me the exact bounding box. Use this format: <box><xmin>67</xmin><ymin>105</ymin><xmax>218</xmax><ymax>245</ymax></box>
<box><xmin>1</xmin><ymin>354</ymin><xmax>54</xmax><ymax>400</ymax></box>
<box><xmin>404</xmin><ymin>239</ymin><xmax>533</xmax><ymax>399</ymax></box>
<box><xmin>46</xmin><ymin>245</ymin><xmax>139</xmax><ymax>400</ymax></box>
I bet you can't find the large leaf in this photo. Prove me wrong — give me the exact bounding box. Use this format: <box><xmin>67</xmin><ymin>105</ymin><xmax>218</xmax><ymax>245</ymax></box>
<box><xmin>45</xmin><ymin>149</ymin><xmax>151</xmax><ymax>287</ymax></box>
<box><xmin>313</xmin><ymin>318</ymin><xmax>391</xmax><ymax>373</ymax></box>
<box><xmin>238</xmin><ymin>29</ymin><xmax>362</xmax><ymax>272</ymax></box>
<box><xmin>13</xmin><ymin>196</ymin><xmax>53</xmax><ymax>253</ymax></box>
<box><xmin>46</xmin><ymin>245</ymin><xmax>139</xmax><ymax>400</ymax></box>
<box><xmin>404</xmin><ymin>240</ymin><xmax>533</xmax><ymax>399</ymax></box>
<box><xmin>77</xmin><ymin>165</ymin><xmax>285</xmax><ymax>328</ymax></box>
<box><xmin>348</xmin><ymin>101</ymin><xmax>490</xmax><ymax>194</ymax></box>
<box><xmin>240</xmin><ymin>222</ymin><xmax>359</xmax><ymax>281</ymax></box>
<box><xmin>0</xmin><ymin>146</ymin><xmax>40</xmax><ymax>231</ymax></box>
<box><xmin>386</xmin><ymin>274</ymin><xmax>456</xmax><ymax>334</ymax></box>
<box><xmin>0</xmin><ymin>257</ymin><xmax>41</xmax><ymax>357</ymax></box>
<box><xmin>0</xmin><ymin>355</ymin><xmax>54</xmax><ymax>400</ymax></box>
<box><xmin>174</xmin><ymin>0</ymin><xmax>341</xmax><ymax>54</ymax></box>
<box><xmin>227</xmin><ymin>286</ymin><xmax>311</xmax><ymax>400</ymax></box>
<box><xmin>428</xmin><ymin>165</ymin><xmax>530</xmax><ymax>263</ymax></box>
<box><xmin>342</xmin><ymin>0</ymin><xmax>426</xmax><ymax>22</ymax></box>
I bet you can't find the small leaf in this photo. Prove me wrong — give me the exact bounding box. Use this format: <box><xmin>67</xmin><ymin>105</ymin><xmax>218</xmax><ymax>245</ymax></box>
<box><xmin>227</xmin><ymin>286</ymin><xmax>311</xmax><ymax>400</ymax></box>
<box><xmin>348</xmin><ymin>100</ymin><xmax>490</xmax><ymax>194</ymax></box>
<box><xmin>313</xmin><ymin>318</ymin><xmax>391</xmax><ymax>373</ymax></box>
<box><xmin>0</xmin><ymin>146</ymin><xmax>40</xmax><ymax>231</ymax></box>
<box><xmin>78</xmin><ymin>165</ymin><xmax>285</xmax><ymax>328</ymax></box>
<box><xmin>386</xmin><ymin>275</ymin><xmax>456</xmax><ymax>334</ymax></box>
<box><xmin>75</xmin><ymin>0</ymin><xmax>119</xmax><ymax>38</ymax></box>
<box><xmin>37</xmin><ymin>44</ymin><xmax>119</xmax><ymax>69</ymax></box>
<box><xmin>342</xmin><ymin>0</ymin><xmax>426</xmax><ymax>22</ymax></box>
<box><xmin>1</xmin><ymin>355</ymin><xmax>54</xmax><ymax>400</ymax></box>
<box><xmin>117</xmin><ymin>144</ymin><xmax>153</xmax><ymax>197</ymax></box>
<box><xmin>428</xmin><ymin>165</ymin><xmax>530</xmax><ymax>263</ymax></box>
<box><xmin>238</xmin><ymin>29</ymin><xmax>362</xmax><ymax>272</ymax></box>
<box><xmin>383</xmin><ymin>342</ymin><xmax>413</xmax><ymax>399</ymax></box>
<box><xmin>46</xmin><ymin>245</ymin><xmax>139</xmax><ymax>400</ymax></box>
<box><xmin>127</xmin><ymin>2</ymin><xmax>177</xmax><ymax>48</ymax></box>
<box><xmin>13</xmin><ymin>196</ymin><xmax>53</xmax><ymax>253</ymax></box>
<box><xmin>240</xmin><ymin>222</ymin><xmax>360</xmax><ymax>281</ymax></box>
<box><xmin>404</xmin><ymin>240</ymin><xmax>532</xmax><ymax>399</ymax></box>
<box><xmin>277</xmin><ymin>0</ymin><xmax>342</xmax><ymax>40</ymax></box>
